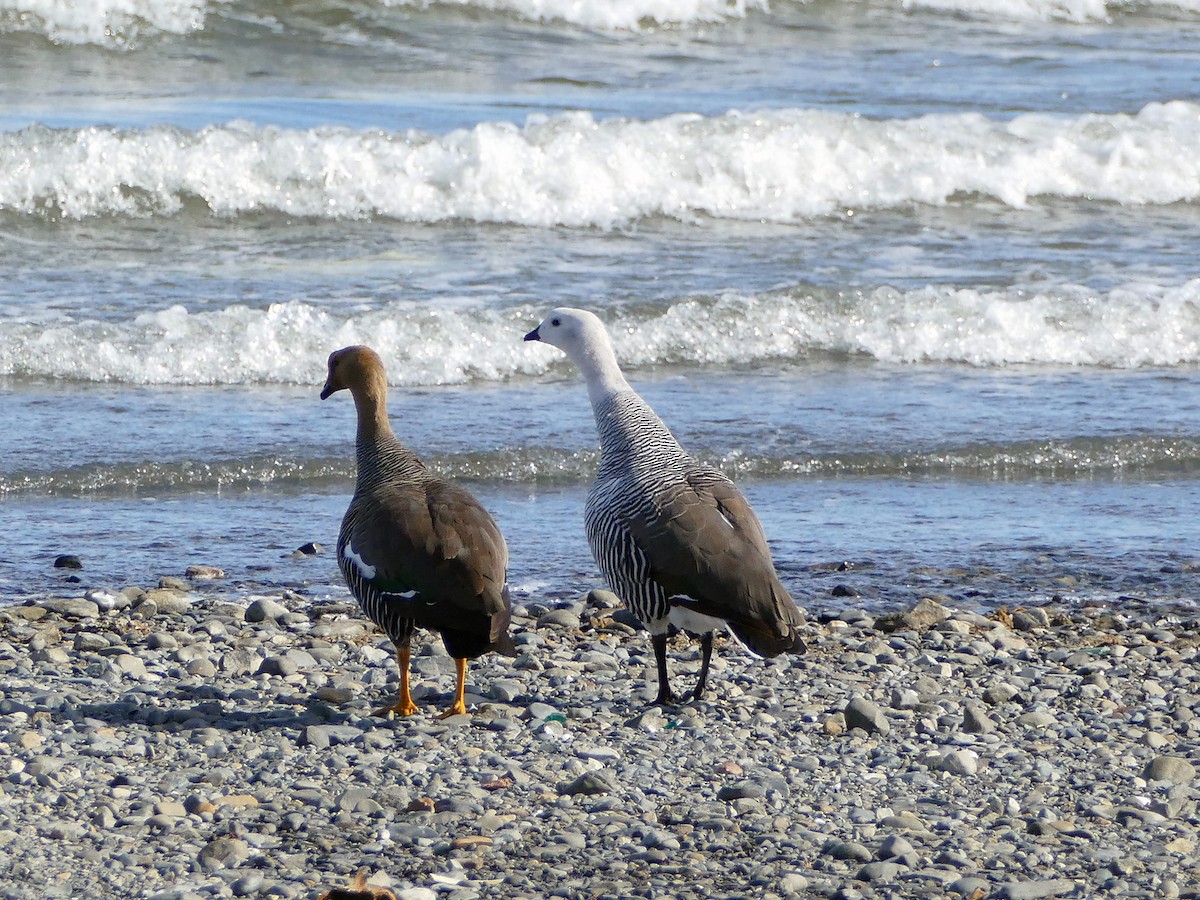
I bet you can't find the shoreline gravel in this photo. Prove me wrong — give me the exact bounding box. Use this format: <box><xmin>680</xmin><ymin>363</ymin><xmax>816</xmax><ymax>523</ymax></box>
<box><xmin>1</xmin><ymin>575</ymin><xmax>1199</xmax><ymax>899</ymax></box>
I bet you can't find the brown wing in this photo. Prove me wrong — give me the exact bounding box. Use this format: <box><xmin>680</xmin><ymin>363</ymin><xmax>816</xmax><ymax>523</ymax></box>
<box><xmin>346</xmin><ymin>476</ymin><xmax>512</xmax><ymax>653</ymax></box>
<box><xmin>628</xmin><ymin>469</ymin><xmax>805</xmax><ymax>656</ymax></box>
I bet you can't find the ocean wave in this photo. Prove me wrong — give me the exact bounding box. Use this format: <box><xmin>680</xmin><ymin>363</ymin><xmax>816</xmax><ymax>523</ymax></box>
<box><xmin>0</xmin><ymin>283</ymin><xmax>1197</xmax><ymax>385</ymax></box>
<box><xmin>900</xmin><ymin>0</ymin><xmax>1200</xmax><ymax>22</ymax></box>
<box><xmin>404</xmin><ymin>0</ymin><xmax>1200</xmax><ymax>25</ymax></box>
<box><xmin>384</xmin><ymin>0</ymin><xmax>771</xmax><ymax>30</ymax></box>
<box><xmin>3</xmin><ymin>105</ymin><xmax>1199</xmax><ymax>224</ymax></box>
<box><xmin>0</xmin><ymin>0</ymin><xmax>213</xmax><ymax>45</ymax></box>
<box><xmin>2</xmin><ymin>0</ymin><xmax>1197</xmax><ymax>47</ymax></box>
<box><xmin>4</xmin><ymin>436</ymin><xmax>1196</xmax><ymax>496</ymax></box>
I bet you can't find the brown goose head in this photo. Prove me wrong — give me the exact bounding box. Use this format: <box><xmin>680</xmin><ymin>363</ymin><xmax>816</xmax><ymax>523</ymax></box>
<box><xmin>320</xmin><ymin>345</ymin><xmax>387</xmax><ymax>402</ymax></box>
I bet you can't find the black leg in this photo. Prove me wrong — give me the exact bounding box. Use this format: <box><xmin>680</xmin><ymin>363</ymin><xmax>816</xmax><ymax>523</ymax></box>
<box><xmin>651</xmin><ymin>633</ymin><xmax>677</xmax><ymax>706</ymax></box>
<box><xmin>687</xmin><ymin>631</ymin><xmax>714</xmax><ymax>702</ymax></box>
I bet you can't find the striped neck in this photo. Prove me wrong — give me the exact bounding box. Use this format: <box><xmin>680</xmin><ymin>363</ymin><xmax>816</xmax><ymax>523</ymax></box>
<box><xmin>349</xmin><ymin>378</ymin><xmax>425</xmax><ymax>484</ymax></box>
<box><xmin>593</xmin><ymin>390</ymin><xmax>683</xmax><ymax>476</ymax></box>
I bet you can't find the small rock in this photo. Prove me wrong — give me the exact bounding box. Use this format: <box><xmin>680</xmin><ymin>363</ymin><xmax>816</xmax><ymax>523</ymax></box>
<box><xmin>984</xmin><ymin>683</ymin><xmax>1021</xmax><ymax>705</ymax></box>
<box><xmin>1012</xmin><ymin>608</ymin><xmax>1051</xmax><ymax>631</ymax></box>
<box><xmin>994</xmin><ymin>879</ymin><xmax>1075</xmax><ymax>900</ymax></box>
<box><xmin>451</xmin><ymin>836</ymin><xmax>493</xmax><ymax>850</ymax></box>
<box><xmin>257</xmin><ymin>655</ymin><xmax>298</xmax><ymax>677</ymax></box>
<box><xmin>779</xmin><ymin>873</ymin><xmax>809</xmax><ymax>895</ymax></box>
<box><xmin>1144</xmin><ymin>756</ymin><xmax>1195</xmax><ymax>785</ymax></box>
<box><xmin>186</xmin><ymin>565</ymin><xmax>225</xmax><ymax>580</ymax></box>
<box><xmin>937</xmin><ymin>749</ymin><xmax>979</xmax><ymax>776</ymax></box>
<box><xmin>557</xmin><ymin>772</ymin><xmax>613</xmax><ymax>796</ymax></box>
<box><xmin>1018</xmin><ymin>710</ymin><xmax>1055</xmax><ymax>728</ymax></box>
<box><xmin>855</xmin><ymin>861</ymin><xmax>902</xmax><ymax>883</ymax></box>
<box><xmin>143</xmin><ymin>589</ymin><xmax>191</xmax><ymax>615</ymax></box>
<box><xmin>199</xmin><ymin>835</ymin><xmax>249</xmax><ymax>871</ymax></box>
<box><xmin>53</xmin><ymin>555</ymin><xmax>83</xmax><ymax>569</ymax></box>
<box><xmin>488</xmin><ymin>679</ymin><xmax>523</xmax><ymax>703</ymax></box>
<box><xmin>877</xmin><ymin>835</ymin><xmax>915</xmax><ymax>861</ymax></box>
<box><xmin>844</xmin><ymin>697</ymin><xmax>890</xmax><ymax>735</ymax></box>
<box><xmin>717</xmin><ymin>782</ymin><xmax>765</xmax><ymax>802</ymax></box>
<box><xmin>586</xmin><ymin>589</ymin><xmax>622</xmax><ymax>609</ymax></box>
<box><xmin>825</xmin><ymin>840</ymin><xmax>873</xmax><ymax>862</ymax></box>
<box><xmin>114</xmin><ymin>654</ymin><xmax>148</xmax><ymax>679</ymax></box>
<box><xmin>963</xmin><ymin>705</ymin><xmax>996</xmax><ymax>734</ymax></box>
<box><xmin>246</xmin><ymin>597</ymin><xmax>290</xmax><ymax>623</ymax></box>
<box><xmin>42</xmin><ymin>598</ymin><xmax>99</xmax><ymax>619</ymax></box>
<box><xmin>537</xmin><ymin>607</ymin><xmax>581</xmax><ymax>629</ymax></box>
<box><xmin>822</xmin><ymin>713</ymin><xmax>846</xmax><ymax>736</ymax></box>
<box><xmin>875</xmin><ymin>597</ymin><xmax>950</xmax><ymax>632</ymax></box>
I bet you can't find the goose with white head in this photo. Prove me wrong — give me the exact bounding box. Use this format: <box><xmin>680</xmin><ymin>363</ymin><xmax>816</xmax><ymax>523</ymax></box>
<box><xmin>525</xmin><ymin>308</ymin><xmax>806</xmax><ymax>706</ymax></box>
<box><xmin>321</xmin><ymin>345</ymin><xmax>515</xmax><ymax>718</ymax></box>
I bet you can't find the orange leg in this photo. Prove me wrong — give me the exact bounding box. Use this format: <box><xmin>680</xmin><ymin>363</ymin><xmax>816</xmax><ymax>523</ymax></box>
<box><xmin>374</xmin><ymin>645</ymin><xmax>419</xmax><ymax>717</ymax></box>
<box><xmin>438</xmin><ymin>658</ymin><xmax>469</xmax><ymax>718</ymax></box>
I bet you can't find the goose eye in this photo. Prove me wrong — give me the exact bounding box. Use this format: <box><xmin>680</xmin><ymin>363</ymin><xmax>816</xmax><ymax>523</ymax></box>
<box><xmin>551</xmin><ymin>318</ymin><xmax>561</xmax><ymax>326</ymax></box>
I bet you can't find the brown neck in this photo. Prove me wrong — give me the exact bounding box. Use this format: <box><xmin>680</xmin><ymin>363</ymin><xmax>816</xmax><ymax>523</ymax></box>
<box><xmin>352</xmin><ymin>371</ymin><xmax>394</xmax><ymax>445</ymax></box>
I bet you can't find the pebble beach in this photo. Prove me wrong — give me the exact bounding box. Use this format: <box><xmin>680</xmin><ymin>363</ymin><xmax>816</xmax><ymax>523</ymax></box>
<box><xmin>3</xmin><ymin>566</ymin><xmax>1199</xmax><ymax>900</ymax></box>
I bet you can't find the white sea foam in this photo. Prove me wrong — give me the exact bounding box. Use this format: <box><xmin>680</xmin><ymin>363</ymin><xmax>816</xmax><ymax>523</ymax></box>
<box><xmin>0</xmin><ymin>301</ymin><xmax>551</xmax><ymax>385</ymax></box>
<box><xmin>901</xmin><ymin>0</ymin><xmax>1200</xmax><ymax>22</ymax></box>
<box><xmin>2</xmin><ymin>0</ymin><xmax>1196</xmax><ymax>44</ymax></box>
<box><xmin>612</xmin><ymin>283</ymin><xmax>1200</xmax><ymax>368</ymax></box>
<box><xmin>3</xmin><ymin>104</ymin><xmax>1199</xmax><ymax>224</ymax></box>
<box><xmin>396</xmin><ymin>0</ymin><xmax>1200</xmax><ymax>25</ymax></box>
<box><xmin>384</xmin><ymin>0</ymin><xmax>769</xmax><ymax>29</ymax></box>
<box><xmin>1</xmin><ymin>282</ymin><xmax>1197</xmax><ymax>385</ymax></box>
<box><xmin>0</xmin><ymin>0</ymin><xmax>213</xmax><ymax>44</ymax></box>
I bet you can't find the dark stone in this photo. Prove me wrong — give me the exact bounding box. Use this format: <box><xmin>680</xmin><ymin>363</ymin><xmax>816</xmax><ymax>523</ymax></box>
<box><xmin>53</xmin><ymin>555</ymin><xmax>83</xmax><ymax>569</ymax></box>
<box><xmin>557</xmin><ymin>772</ymin><xmax>613</xmax><ymax>796</ymax></box>
<box><xmin>717</xmin><ymin>782</ymin><xmax>765</xmax><ymax>801</ymax></box>
<box><xmin>610</xmin><ymin>609</ymin><xmax>645</xmax><ymax>630</ymax></box>
<box><xmin>831</xmin><ymin>584</ymin><xmax>859</xmax><ymax>598</ymax></box>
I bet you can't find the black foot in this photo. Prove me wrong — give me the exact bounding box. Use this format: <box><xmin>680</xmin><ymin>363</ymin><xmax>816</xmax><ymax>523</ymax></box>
<box><xmin>652</xmin><ymin>689</ymin><xmax>680</xmax><ymax>707</ymax></box>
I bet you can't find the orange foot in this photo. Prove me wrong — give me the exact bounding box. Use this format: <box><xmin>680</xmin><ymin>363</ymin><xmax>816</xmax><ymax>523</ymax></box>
<box><xmin>374</xmin><ymin>697</ymin><xmax>418</xmax><ymax>717</ymax></box>
<box><xmin>437</xmin><ymin>699</ymin><xmax>469</xmax><ymax>719</ymax></box>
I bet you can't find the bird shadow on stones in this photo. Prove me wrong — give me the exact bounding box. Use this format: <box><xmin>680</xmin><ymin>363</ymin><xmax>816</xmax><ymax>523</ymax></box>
<box><xmin>19</xmin><ymin>682</ymin><xmax>386</xmax><ymax>738</ymax></box>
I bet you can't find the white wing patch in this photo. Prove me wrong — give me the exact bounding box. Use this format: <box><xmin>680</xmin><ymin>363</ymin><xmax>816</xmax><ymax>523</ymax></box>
<box><xmin>343</xmin><ymin>542</ymin><xmax>376</xmax><ymax>580</ymax></box>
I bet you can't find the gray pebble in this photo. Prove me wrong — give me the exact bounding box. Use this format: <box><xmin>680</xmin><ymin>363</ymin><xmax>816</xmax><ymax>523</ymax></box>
<box><xmin>994</xmin><ymin>878</ymin><xmax>1076</xmax><ymax>899</ymax></box>
<box><xmin>844</xmin><ymin>697</ymin><xmax>890</xmax><ymax>735</ymax></box>
<box><xmin>1143</xmin><ymin>756</ymin><xmax>1195</xmax><ymax>785</ymax></box>
<box><xmin>246</xmin><ymin>597</ymin><xmax>290</xmax><ymax>623</ymax></box>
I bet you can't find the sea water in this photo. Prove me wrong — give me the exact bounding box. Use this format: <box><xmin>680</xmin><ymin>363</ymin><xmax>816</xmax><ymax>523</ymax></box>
<box><xmin>1</xmin><ymin>0</ymin><xmax>1198</xmax><ymax>613</ymax></box>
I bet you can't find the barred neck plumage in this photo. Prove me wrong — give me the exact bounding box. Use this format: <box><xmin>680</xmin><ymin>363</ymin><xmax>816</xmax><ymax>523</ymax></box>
<box><xmin>348</xmin><ymin>378</ymin><xmax>428</xmax><ymax>488</ymax></box>
<box><xmin>593</xmin><ymin>390</ymin><xmax>688</xmax><ymax>479</ymax></box>
<box><xmin>356</xmin><ymin>430</ymin><xmax>428</xmax><ymax>489</ymax></box>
